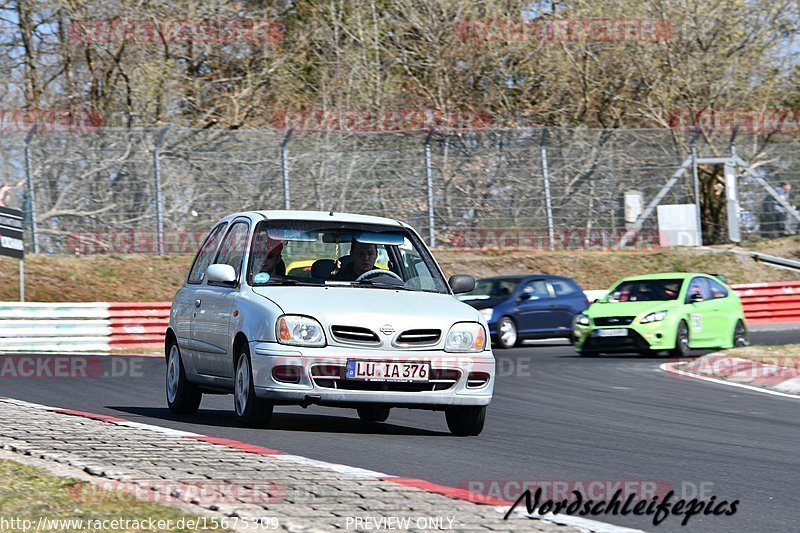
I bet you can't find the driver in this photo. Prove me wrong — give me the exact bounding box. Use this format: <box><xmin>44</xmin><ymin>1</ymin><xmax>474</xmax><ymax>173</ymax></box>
<box><xmin>332</xmin><ymin>241</ymin><xmax>377</xmax><ymax>281</ymax></box>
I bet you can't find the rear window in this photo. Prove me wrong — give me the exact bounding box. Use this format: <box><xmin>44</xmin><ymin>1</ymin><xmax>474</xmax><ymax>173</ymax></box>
<box><xmin>459</xmin><ymin>278</ymin><xmax>520</xmax><ymax>301</ymax></box>
<box><xmin>607</xmin><ymin>279</ymin><xmax>683</xmax><ymax>302</ymax></box>
<box><xmin>551</xmin><ymin>279</ymin><xmax>580</xmax><ymax>296</ymax></box>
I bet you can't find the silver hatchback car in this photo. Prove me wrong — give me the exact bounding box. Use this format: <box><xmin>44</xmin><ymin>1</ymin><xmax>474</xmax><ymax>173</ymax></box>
<box><xmin>165</xmin><ymin>211</ymin><xmax>495</xmax><ymax>436</ymax></box>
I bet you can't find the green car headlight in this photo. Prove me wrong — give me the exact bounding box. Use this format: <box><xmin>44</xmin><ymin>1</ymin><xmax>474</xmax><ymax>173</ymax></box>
<box><xmin>640</xmin><ymin>310</ymin><xmax>668</xmax><ymax>324</ymax></box>
<box><xmin>575</xmin><ymin>314</ymin><xmax>590</xmax><ymax>327</ymax></box>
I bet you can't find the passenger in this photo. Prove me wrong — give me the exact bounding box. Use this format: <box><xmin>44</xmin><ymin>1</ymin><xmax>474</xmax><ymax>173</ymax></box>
<box><xmin>252</xmin><ymin>232</ymin><xmax>285</xmax><ymax>277</ymax></box>
<box><xmin>332</xmin><ymin>241</ymin><xmax>378</xmax><ymax>281</ymax></box>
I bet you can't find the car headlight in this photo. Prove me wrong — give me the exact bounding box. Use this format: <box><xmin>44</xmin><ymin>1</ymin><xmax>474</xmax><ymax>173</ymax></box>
<box><xmin>575</xmin><ymin>314</ymin><xmax>590</xmax><ymax>327</ymax></box>
<box><xmin>276</xmin><ymin>315</ymin><xmax>326</xmax><ymax>347</ymax></box>
<box><xmin>479</xmin><ymin>308</ymin><xmax>493</xmax><ymax>321</ymax></box>
<box><xmin>640</xmin><ymin>310</ymin><xmax>668</xmax><ymax>324</ymax></box>
<box><xmin>445</xmin><ymin>322</ymin><xmax>486</xmax><ymax>353</ymax></box>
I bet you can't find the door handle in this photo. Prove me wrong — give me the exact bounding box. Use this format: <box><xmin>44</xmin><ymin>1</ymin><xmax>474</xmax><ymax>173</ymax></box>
<box><xmin>195</xmin><ymin>299</ymin><xmax>202</xmax><ymax>307</ymax></box>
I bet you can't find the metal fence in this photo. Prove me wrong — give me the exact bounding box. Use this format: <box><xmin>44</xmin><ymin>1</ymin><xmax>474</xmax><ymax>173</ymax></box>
<box><xmin>1</xmin><ymin>127</ymin><xmax>798</xmax><ymax>254</ymax></box>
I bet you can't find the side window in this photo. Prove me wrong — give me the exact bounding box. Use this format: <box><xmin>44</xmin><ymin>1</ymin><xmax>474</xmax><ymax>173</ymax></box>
<box><xmin>187</xmin><ymin>223</ymin><xmax>227</xmax><ymax>284</ymax></box>
<box><xmin>521</xmin><ymin>280</ymin><xmax>552</xmax><ymax>300</ymax></box>
<box><xmin>400</xmin><ymin>238</ymin><xmax>436</xmax><ymax>290</ymax></box>
<box><xmin>707</xmin><ymin>278</ymin><xmax>729</xmax><ymax>299</ymax></box>
<box><xmin>550</xmin><ymin>279</ymin><xmax>578</xmax><ymax>297</ymax></box>
<box><xmin>686</xmin><ymin>277</ymin><xmax>712</xmax><ymax>302</ymax></box>
<box><xmin>214</xmin><ymin>222</ymin><xmax>250</xmax><ymax>281</ymax></box>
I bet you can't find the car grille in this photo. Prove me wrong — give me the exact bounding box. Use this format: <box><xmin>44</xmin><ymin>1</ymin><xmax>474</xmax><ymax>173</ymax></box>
<box><xmin>330</xmin><ymin>325</ymin><xmax>380</xmax><ymax>345</ymax></box>
<box><xmin>394</xmin><ymin>329</ymin><xmax>441</xmax><ymax>346</ymax></box>
<box><xmin>310</xmin><ymin>365</ymin><xmax>460</xmax><ymax>392</ymax></box>
<box><xmin>594</xmin><ymin>316</ymin><xmax>635</xmax><ymax>327</ymax></box>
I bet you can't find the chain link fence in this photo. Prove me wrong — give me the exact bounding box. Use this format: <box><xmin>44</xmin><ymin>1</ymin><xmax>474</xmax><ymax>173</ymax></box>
<box><xmin>1</xmin><ymin>127</ymin><xmax>798</xmax><ymax>254</ymax></box>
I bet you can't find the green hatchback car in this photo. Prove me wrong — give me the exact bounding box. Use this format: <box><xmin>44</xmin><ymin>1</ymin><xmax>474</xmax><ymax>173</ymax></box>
<box><xmin>573</xmin><ymin>273</ymin><xmax>749</xmax><ymax>357</ymax></box>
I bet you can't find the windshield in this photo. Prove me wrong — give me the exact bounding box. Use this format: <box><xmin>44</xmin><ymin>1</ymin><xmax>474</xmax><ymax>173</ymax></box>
<box><xmin>247</xmin><ymin>220</ymin><xmax>449</xmax><ymax>294</ymax></box>
<box><xmin>458</xmin><ymin>278</ymin><xmax>520</xmax><ymax>301</ymax></box>
<box><xmin>605</xmin><ymin>279</ymin><xmax>683</xmax><ymax>302</ymax></box>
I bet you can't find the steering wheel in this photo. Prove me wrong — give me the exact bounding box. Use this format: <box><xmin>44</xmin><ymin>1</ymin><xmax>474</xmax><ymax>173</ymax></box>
<box><xmin>355</xmin><ymin>269</ymin><xmax>404</xmax><ymax>283</ymax></box>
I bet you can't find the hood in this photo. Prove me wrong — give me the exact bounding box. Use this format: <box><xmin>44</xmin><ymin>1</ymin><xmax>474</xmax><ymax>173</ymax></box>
<box><xmin>586</xmin><ymin>300</ymin><xmax>679</xmax><ymax>319</ymax></box>
<box><xmin>458</xmin><ymin>295</ymin><xmax>508</xmax><ymax>310</ymax></box>
<box><xmin>252</xmin><ymin>286</ymin><xmax>482</xmax><ymax>332</ymax></box>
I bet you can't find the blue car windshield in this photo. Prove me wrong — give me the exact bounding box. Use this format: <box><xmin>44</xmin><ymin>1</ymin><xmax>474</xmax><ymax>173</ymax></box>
<box><xmin>458</xmin><ymin>278</ymin><xmax>520</xmax><ymax>301</ymax></box>
<box><xmin>606</xmin><ymin>279</ymin><xmax>683</xmax><ymax>302</ymax></box>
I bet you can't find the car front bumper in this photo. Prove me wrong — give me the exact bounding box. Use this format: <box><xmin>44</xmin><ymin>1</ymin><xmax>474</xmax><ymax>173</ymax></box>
<box><xmin>573</xmin><ymin>323</ymin><xmax>677</xmax><ymax>353</ymax></box>
<box><xmin>248</xmin><ymin>342</ymin><xmax>495</xmax><ymax>408</ymax></box>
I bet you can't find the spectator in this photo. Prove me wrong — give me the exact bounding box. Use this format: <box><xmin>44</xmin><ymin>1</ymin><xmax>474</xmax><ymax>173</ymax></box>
<box><xmin>760</xmin><ymin>181</ymin><xmax>791</xmax><ymax>237</ymax></box>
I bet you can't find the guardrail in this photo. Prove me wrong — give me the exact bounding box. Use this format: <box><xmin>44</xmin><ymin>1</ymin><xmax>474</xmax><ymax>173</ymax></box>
<box><xmin>0</xmin><ymin>302</ymin><xmax>169</xmax><ymax>352</ymax></box>
<box><xmin>1</xmin><ymin>283</ymin><xmax>798</xmax><ymax>352</ymax></box>
<box><xmin>731</xmin><ymin>282</ymin><xmax>800</xmax><ymax>324</ymax></box>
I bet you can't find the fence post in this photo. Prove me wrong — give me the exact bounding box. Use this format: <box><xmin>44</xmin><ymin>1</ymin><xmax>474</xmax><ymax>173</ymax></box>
<box><xmin>424</xmin><ymin>130</ymin><xmax>436</xmax><ymax>247</ymax></box>
<box><xmin>690</xmin><ymin>137</ymin><xmax>703</xmax><ymax>246</ymax></box>
<box><xmin>153</xmin><ymin>126</ymin><xmax>170</xmax><ymax>255</ymax></box>
<box><xmin>726</xmin><ymin>138</ymin><xmax>741</xmax><ymax>243</ymax></box>
<box><xmin>281</xmin><ymin>129</ymin><xmax>293</xmax><ymax>210</ymax></box>
<box><xmin>540</xmin><ymin>128</ymin><xmax>554</xmax><ymax>250</ymax></box>
<box><xmin>24</xmin><ymin>127</ymin><xmax>39</xmax><ymax>254</ymax></box>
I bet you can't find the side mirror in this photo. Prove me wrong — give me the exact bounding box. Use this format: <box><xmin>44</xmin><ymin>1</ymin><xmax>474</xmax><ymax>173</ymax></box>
<box><xmin>518</xmin><ymin>292</ymin><xmax>532</xmax><ymax>301</ymax></box>
<box><xmin>688</xmin><ymin>293</ymin><xmax>704</xmax><ymax>303</ymax></box>
<box><xmin>207</xmin><ymin>264</ymin><xmax>237</xmax><ymax>284</ymax></box>
<box><xmin>449</xmin><ymin>274</ymin><xmax>475</xmax><ymax>294</ymax></box>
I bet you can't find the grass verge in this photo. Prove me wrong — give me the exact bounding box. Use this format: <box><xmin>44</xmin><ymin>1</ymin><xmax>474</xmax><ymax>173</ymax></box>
<box><xmin>719</xmin><ymin>345</ymin><xmax>800</xmax><ymax>370</ymax></box>
<box><xmin>1</xmin><ymin>239</ymin><xmax>799</xmax><ymax>302</ymax></box>
<box><xmin>0</xmin><ymin>460</ymin><xmax>228</xmax><ymax>532</ymax></box>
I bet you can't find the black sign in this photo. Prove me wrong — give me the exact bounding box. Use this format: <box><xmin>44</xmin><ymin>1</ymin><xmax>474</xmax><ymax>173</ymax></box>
<box><xmin>0</xmin><ymin>206</ymin><xmax>24</xmax><ymax>259</ymax></box>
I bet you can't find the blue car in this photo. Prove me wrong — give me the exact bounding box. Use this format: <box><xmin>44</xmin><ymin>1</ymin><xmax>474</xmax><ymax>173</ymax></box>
<box><xmin>459</xmin><ymin>275</ymin><xmax>589</xmax><ymax>348</ymax></box>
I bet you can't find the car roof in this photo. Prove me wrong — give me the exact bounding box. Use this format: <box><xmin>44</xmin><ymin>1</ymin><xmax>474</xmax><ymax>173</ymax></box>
<box><xmin>258</xmin><ymin>210</ymin><xmax>405</xmax><ymax>227</ymax></box>
<box><xmin>479</xmin><ymin>274</ymin><xmax>570</xmax><ymax>281</ymax></box>
<box><xmin>217</xmin><ymin>210</ymin><xmax>406</xmax><ymax>228</ymax></box>
<box><xmin>616</xmin><ymin>272</ymin><xmax>714</xmax><ymax>282</ymax></box>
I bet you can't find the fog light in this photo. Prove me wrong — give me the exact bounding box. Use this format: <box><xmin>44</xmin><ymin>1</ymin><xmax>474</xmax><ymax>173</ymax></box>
<box><xmin>467</xmin><ymin>372</ymin><xmax>490</xmax><ymax>388</ymax></box>
<box><xmin>272</xmin><ymin>365</ymin><xmax>303</xmax><ymax>384</ymax></box>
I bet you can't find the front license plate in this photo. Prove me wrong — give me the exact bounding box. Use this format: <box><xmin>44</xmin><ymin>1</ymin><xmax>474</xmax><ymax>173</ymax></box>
<box><xmin>596</xmin><ymin>328</ymin><xmax>628</xmax><ymax>337</ymax></box>
<box><xmin>346</xmin><ymin>360</ymin><xmax>430</xmax><ymax>382</ymax></box>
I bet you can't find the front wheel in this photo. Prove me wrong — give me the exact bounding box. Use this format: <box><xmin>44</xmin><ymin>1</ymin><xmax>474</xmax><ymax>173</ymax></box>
<box><xmin>496</xmin><ymin>317</ymin><xmax>518</xmax><ymax>349</ymax></box>
<box><xmin>356</xmin><ymin>406</ymin><xmax>390</xmax><ymax>422</ymax></box>
<box><xmin>670</xmin><ymin>321</ymin><xmax>690</xmax><ymax>357</ymax></box>
<box><xmin>234</xmin><ymin>350</ymin><xmax>273</xmax><ymax>428</ymax></box>
<box><xmin>733</xmin><ymin>321</ymin><xmax>749</xmax><ymax>348</ymax></box>
<box><xmin>445</xmin><ymin>406</ymin><xmax>486</xmax><ymax>436</ymax></box>
<box><xmin>166</xmin><ymin>342</ymin><xmax>202</xmax><ymax>414</ymax></box>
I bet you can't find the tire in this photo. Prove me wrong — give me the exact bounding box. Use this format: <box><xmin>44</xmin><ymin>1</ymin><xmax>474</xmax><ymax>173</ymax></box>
<box><xmin>356</xmin><ymin>406</ymin><xmax>391</xmax><ymax>423</ymax></box>
<box><xmin>578</xmin><ymin>350</ymin><xmax>598</xmax><ymax>358</ymax></box>
<box><xmin>733</xmin><ymin>320</ymin><xmax>749</xmax><ymax>348</ymax></box>
<box><xmin>445</xmin><ymin>406</ymin><xmax>486</xmax><ymax>436</ymax></box>
<box><xmin>496</xmin><ymin>317</ymin><xmax>518</xmax><ymax>349</ymax></box>
<box><xmin>670</xmin><ymin>321</ymin><xmax>691</xmax><ymax>357</ymax></box>
<box><xmin>234</xmin><ymin>349</ymin><xmax>273</xmax><ymax>428</ymax></box>
<box><xmin>166</xmin><ymin>341</ymin><xmax>202</xmax><ymax>414</ymax></box>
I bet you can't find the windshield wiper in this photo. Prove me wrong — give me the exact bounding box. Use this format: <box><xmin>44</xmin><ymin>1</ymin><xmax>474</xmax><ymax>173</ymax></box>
<box><xmin>261</xmin><ymin>278</ymin><xmax>319</xmax><ymax>287</ymax></box>
<box><xmin>351</xmin><ymin>279</ymin><xmax>414</xmax><ymax>291</ymax></box>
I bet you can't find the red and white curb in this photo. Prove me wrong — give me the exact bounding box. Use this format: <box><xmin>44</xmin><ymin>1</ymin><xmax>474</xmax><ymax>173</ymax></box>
<box><xmin>661</xmin><ymin>357</ymin><xmax>800</xmax><ymax>400</ymax></box>
<box><xmin>0</xmin><ymin>396</ymin><xmax>637</xmax><ymax>533</ymax></box>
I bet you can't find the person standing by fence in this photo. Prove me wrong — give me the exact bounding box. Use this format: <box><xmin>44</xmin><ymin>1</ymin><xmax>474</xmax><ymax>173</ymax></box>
<box><xmin>760</xmin><ymin>181</ymin><xmax>792</xmax><ymax>237</ymax></box>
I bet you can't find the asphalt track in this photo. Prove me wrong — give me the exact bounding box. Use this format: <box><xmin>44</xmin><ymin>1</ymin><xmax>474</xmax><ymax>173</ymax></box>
<box><xmin>1</xmin><ymin>329</ymin><xmax>798</xmax><ymax>532</ymax></box>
